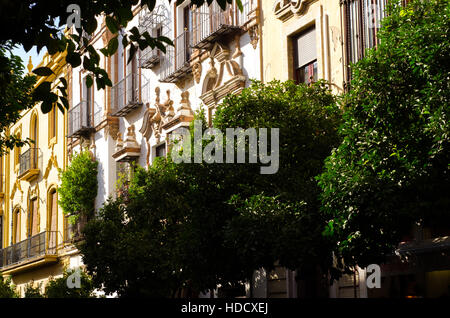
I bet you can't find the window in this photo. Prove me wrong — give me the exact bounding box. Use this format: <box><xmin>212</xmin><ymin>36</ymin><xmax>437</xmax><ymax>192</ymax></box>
<box><xmin>48</xmin><ymin>189</ymin><xmax>58</xmax><ymax>247</ymax></box>
<box><xmin>14</xmin><ymin>131</ymin><xmax>21</xmax><ymax>168</ymax></box>
<box><xmin>49</xmin><ymin>105</ymin><xmax>57</xmax><ymax>142</ymax></box>
<box><xmin>82</xmin><ymin>76</ymin><xmax>93</xmax><ymax>127</ymax></box>
<box><xmin>0</xmin><ymin>214</ymin><xmax>3</xmax><ymax>249</ymax></box>
<box><xmin>293</xmin><ymin>27</ymin><xmax>318</xmax><ymax>85</ymax></box>
<box><xmin>343</xmin><ymin>0</ymin><xmax>387</xmax><ymax>82</ymax></box>
<box><xmin>12</xmin><ymin>208</ymin><xmax>20</xmax><ymax>244</ymax></box>
<box><xmin>28</xmin><ymin>198</ymin><xmax>39</xmax><ymax>237</ymax></box>
<box><xmin>156</xmin><ymin>143</ymin><xmax>167</xmax><ymax>158</ymax></box>
<box><xmin>30</xmin><ymin>114</ymin><xmax>38</xmax><ymax>145</ymax></box>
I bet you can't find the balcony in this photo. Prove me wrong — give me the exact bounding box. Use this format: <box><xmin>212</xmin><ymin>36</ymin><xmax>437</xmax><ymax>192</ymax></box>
<box><xmin>192</xmin><ymin>1</ymin><xmax>254</xmax><ymax>49</ymax></box>
<box><xmin>68</xmin><ymin>100</ymin><xmax>103</xmax><ymax>138</ymax></box>
<box><xmin>0</xmin><ymin>231</ymin><xmax>59</xmax><ymax>275</ymax></box>
<box><xmin>160</xmin><ymin>31</ymin><xmax>192</xmax><ymax>83</ymax></box>
<box><xmin>111</xmin><ymin>73</ymin><xmax>149</xmax><ymax>117</ymax></box>
<box><xmin>138</xmin><ymin>4</ymin><xmax>171</xmax><ymax>69</ymax></box>
<box><xmin>64</xmin><ymin>214</ymin><xmax>88</xmax><ymax>244</ymax></box>
<box><xmin>18</xmin><ymin>147</ymin><xmax>40</xmax><ymax>181</ymax></box>
<box><xmin>140</xmin><ymin>47</ymin><xmax>161</xmax><ymax>69</ymax></box>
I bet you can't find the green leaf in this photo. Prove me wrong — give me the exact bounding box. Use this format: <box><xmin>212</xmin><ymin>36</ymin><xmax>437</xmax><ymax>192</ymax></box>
<box><xmin>86</xmin><ymin>75</ymin><xmax>94</xmax><ymax>88</ymax></box>
<box><xmin>32</xmin><ymin>67</ymin><xmax>54</xmax><ymax>76</ymax></box>
<box><xmin>105</xmin><ymin>16</ymin><xmax>119</xmax><ymax>34</ymax></box>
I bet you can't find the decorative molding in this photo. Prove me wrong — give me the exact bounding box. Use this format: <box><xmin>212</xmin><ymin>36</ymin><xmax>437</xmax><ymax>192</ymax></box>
<box><xmin>200</xmin><ymin>43</ymin><xmax>246</xmax><ymax>109</ymax></box>
<box><xmin>140</xmin><ymin>88</ymin><xmax>195</xmax><ymax>142</ymax></box>
<box><xmin>248</xmin><ymin>25</ymin><xmax>259</xmax><ymax>49</ymax></box>
<box><xmin>273</xmin><ymin>0</ymin><xmax>315</xmax><ymax>21</ymax></box>
<box><xmin>192</xmin><ymin>62</ymin><xmax>202</xmax><ymax>84</ymax></box>
<box><xmin>112</xmin><ymin>125</ymin><xmax>141</xmax><ymax>162</ymax></box>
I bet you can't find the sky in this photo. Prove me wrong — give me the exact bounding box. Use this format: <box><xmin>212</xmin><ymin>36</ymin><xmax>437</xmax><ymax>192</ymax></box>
<box><xmin>11</xmin><ymin>45</ymin><xmax>47</xmax><ymax>72</ymax></box>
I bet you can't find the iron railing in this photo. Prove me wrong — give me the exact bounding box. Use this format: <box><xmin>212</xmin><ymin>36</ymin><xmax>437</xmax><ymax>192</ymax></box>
<box><xmin>111</xmin><ymin>73</ymin><xmax>149</xmax><ymax>116</ymax></box>
<box><xmin>19</xmin><ymin>147</ymin><xmax>39</xmax><ymax>176</ymax></box>
<box><xmin>0</xmin><ymin>231</ymin><xmax>59</xmax><ymax>269</ymax></box>
<box><xmin>140</xmin><ymin>46</ymin><xmax>162</xmax><ymax>69</ymax></box>
<box><xmin>64</xmin><ymin>215</ymin><xmax>88</xmax><ymax>244</ymax></box>
<box><xmin>68</xmin><ymin>100</ymin><xmax>103</xmax><ymax>137</ymax></box>
<box><xmin>192</xmin><ymin>0</ymin><xmax>254</xmax><ymax>49</ymax></box>
<box><xmin>160</xmin><ymin>30</ymin><xmax>192</xmax><ymax>83</ymax></box>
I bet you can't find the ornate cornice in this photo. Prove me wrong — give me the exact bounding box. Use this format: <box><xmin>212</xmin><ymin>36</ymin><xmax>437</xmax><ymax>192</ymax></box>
<box><xmin>273</xmin><ymin>0</ymin><xmax>316</xmax><ymax>21</ymax></box>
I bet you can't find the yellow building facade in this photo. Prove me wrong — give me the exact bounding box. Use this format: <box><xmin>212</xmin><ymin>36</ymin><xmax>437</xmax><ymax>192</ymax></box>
<box><xmin>0</xmin><ymin>51</ymin><xmax>81</xmax><ymax>296</ymax></box>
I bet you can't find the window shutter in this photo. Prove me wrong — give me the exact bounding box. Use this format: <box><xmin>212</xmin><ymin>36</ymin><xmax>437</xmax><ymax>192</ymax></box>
<box><xmin>295</xmin><ymin>27</ymin><xmax>317</xmax><ymax>68</ymax></box>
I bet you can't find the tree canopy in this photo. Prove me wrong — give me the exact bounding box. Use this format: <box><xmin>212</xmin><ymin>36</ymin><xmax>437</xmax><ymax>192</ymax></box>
<box><xmin>80</xmin><ymin>80</ymin><xmax>342</xmax><ymax>297</ymax></box>
<box><xmin>0</xmin><ymin>0</ymin><xmax>239</xmax><ymax>152</ymax></box>
<box><xmin>317</xmin><ymin>0</ymin><xmax>450</xmax><ymax>270</ymax></box>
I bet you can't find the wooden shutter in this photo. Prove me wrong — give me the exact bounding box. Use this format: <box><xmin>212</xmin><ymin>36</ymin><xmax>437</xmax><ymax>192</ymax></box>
<box><xmin>31</xmin><ymin>199</ymin><xmax>39</xmax><ymax>236</ymax></box>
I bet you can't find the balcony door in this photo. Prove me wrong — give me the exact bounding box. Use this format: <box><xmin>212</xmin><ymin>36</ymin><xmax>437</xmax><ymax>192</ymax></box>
<box><xmin>183</xmin><ymin>6</ymin><xmax>193</xmax><ymax>62</ymax></box>
<box><xmin>29</xmin><ymin>198</ymin><xmax>39</xmax><ymax>237</ymax></box>
<box><xmin>48</xmin><ymin>189</ymin><xmax>58</xmax><ymax>250</ymax></box>
<box><xmin>126</xmin><ymin>47</ymin><xmax>139</xmax><ymax>105</ymax></box>
<box><xmin>82</xmin><ymin>77</ymin><xmax>93</xmax><ymax>128</ymax></box>
<box><xmin>12</xmin><ymin>209</ymin><xmax>20</xmax><ymax>244</ymax></box>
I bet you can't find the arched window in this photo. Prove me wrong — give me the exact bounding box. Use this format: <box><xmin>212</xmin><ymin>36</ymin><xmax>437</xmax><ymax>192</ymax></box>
<box><xmin>12</xmin><ymin>208</ymin><xmax>20</xmax><ymax>244</ymax></box>
<box><xmin>48</xmin><ymin>104</ymin><xmax>57</xmax><ymax>143</ymax></box>
<box><xmin>30</xmin><ymin>113</ymin><xmax>38</xmax><ymax>145</ymax></box>
<box><xmin>28</xmin><ymin>196</ymin><xmax>39</xmax><ymax>237</ymax></box>
<box><xmin>48</xmin><ymin>188</ymin><xmax>58</xmax><ymax>248</ymax></box>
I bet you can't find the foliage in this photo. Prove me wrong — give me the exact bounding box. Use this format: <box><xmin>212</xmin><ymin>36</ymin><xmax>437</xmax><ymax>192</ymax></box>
<box><xmin>0</xmin><ymin>42</ymin><xmax>36</xmax><ymax>154</ymax></box>
<box><xmin>0</xmin><ymin>0</ymin><xmax>240</xmax><ymax>115</ymax></box>
<box><xmin>80</xmin><ymin>80</ymin><xmax>342</xmax><ymax>297</ymax></box>
<box><xmin>24</xmin><ymin>281</ymin><xmax>44</xmax><ymax>298</ymax></box>
<box><xmin>317</xmin><ymin>0</ymin><xmax>450</xmax><ymax>270</ymax></box>
<box><xmin>0</xmin><ymin>276</ymin><xmax>18</xmax><ymax>298</ymax></box>
<box><xmin>58</xmin><ymin>150</ymin><xmax>98</xmax><ymax>224</ymax></box>
<box><xmin>44</xmin><ymin>268</ymin><xmax>95</xmax><ymax>298</ymax></box>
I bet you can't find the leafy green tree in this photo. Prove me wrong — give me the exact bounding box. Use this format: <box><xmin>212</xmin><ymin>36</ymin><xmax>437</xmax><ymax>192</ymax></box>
<box><xmin>317</xmin><ymin>0</ymin><xmax>450</xmax><ymax>271</ymax></box>
<box><xmin>80</xmin><ymin>80</ymin><xmax>342</xmax><ymax>297</ymax></box>
<box><xmin>44</xmin><ymin>269</ymin><xmax>95</xmax><ymax>298</ymax></box>
<box><xmin>0</xmin><ymin>276</ymin><xmax>18</xmax><ymax>298</ymax></box>
<box><xmin>58</xmin><ymin>150</ymin><xmax>98</xmax><ymax>224</ymax></box>
<box><xmin>0</xmin><ymin>0</ymin><xmax>239</xmax><ymax>151</ymax></box>
<box><xmin>23</xmin><ymin>281</ymin><xmax>44</xmax><ymax>298</ymax></box>
<box><xmin>0</xmin><ymin>42</ymin><xmax>36</xmax><ymax>154</ymax></box>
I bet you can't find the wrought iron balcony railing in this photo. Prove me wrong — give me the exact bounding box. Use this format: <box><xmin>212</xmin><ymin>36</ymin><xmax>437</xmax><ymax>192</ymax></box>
<box><xmin>0</xmin><ymin>231</ymin><xmax>59</xmax><ymax>269</ymax></box>
<box><xmin>64</xmin><ymin>214</ymin><xmax>88</xmax><ymax>244</ymax></box>
<box><xmin>68</xmin><ymin>100</ymin><xmax>103</xmax><ymax>137</ymax></box>
<box><xmin>111</xmin><ymin>72</ymin><xmax>149</xmax><ymax>116</ymax></box>
<box><xmin>192</xmin><ymin>0</ymin><xmax>254</xmax><ymax>49</ymax></box>
<box><xmin>160</xmin><ymin>30</ymin><xmax>192</xmax><ymax>83</ymax></box>
<box><xmin>19</xmin><ymin>147</ymin><xmax>40</xmax><ymax>180</ymax></box>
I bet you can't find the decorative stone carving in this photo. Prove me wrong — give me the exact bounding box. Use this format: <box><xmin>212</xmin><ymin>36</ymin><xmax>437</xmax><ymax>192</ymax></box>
<box><xmin>140</xmin><ymin>87</ymin><xmax>195</xmax><ymax>143</ymax></box>
<box><xmin>193</xmin><ymin>62</ymin><xmax>202</xmax><ymax>84</ymax></box>
<box><xmin>248</xmin><ymin>25</ymin><xmax>259</xmax><ymax>49</ymax></box>
<box><xmin>274</xmin><ymin>0</ymin><xmax>315</xmax><ymax>21</ymax></box>
<box><xmin>200</xmin><ymin>43</ymin><xmax>246</xmax><ymax>109</ymax></box>
<box><xmin>112</xmin><ymin>125</ymin><xmax>141</xmax><ymax>162</ymax></box>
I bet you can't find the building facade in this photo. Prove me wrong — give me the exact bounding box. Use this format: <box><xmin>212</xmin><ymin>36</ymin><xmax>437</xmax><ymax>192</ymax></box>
<box><xmin>1</xmin><ymin>0</ymin><xmax>448</xmax><ymax>298</ymax></box>
<box><xmin>0</xmin><ymin>51</ymin><xmax>83</xmax><ymax>296</ymax></box>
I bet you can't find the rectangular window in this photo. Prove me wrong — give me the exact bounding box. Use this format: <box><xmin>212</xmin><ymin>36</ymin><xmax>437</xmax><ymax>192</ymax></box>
<box><xmin>49</xmin><ymin>105</ymin><xmax>57</xmax><ymax>141</ymax></box>
<box><xmin>343</xmin><ymin>0</ymin><xmax>387</xmax><ymax>83</ymax></box>
<box><xmin>0</xmin><ymin>214</ymin><xmax>3</xmax><ymax>249</ymax></box>
<box><xmin>156</xmin><ymin>143</ymin><xmax>167</xmax><ymax>158</ymax></box>
<box><xmin>13</xmin><ymin>210</ymin><xmax>20</xmax><ymax>244</ymax></box>
<box><xmin>29</xmin><ymin>198</ymin><xmax>39</xmax><ymax>237</ymax></box>
<box><xmin>293</xmin><ymin>27</ymin><xmax>318</xmax><ymax>85</ymax></box>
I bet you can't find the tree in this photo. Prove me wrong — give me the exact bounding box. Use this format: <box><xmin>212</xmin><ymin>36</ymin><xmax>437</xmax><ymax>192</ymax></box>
<box><xmin>24</xmin><ymin>281</ymin><xmax>44</xmax><ymax>298</ymax></box>
<box><xmin>58</xmin><ymin>150</ymin><xmax>98</xmax><ymax>225</ymax></box>
<box><xmin>317</xmin><ymin>0</ymin><xmax>450</xmax><ymax>271</ymax></box>
<box><xmin>80</xmin><ymin>80</ymin><xmax>342</xmax><ymax>297</ymax></box>
<box><xmin>0</xmin><ymin>275</ymin><xmax>18</xmax><ymax>298</ymax></box>
<box><xmin>0</xmin><ymin>0</ymin><xmax>239</xmax><ymax>152</ymax></box>
<box><xmin>0</xmin><ymin>42</ymin><xmax>36</xmax><ymax>154</ymax></box>
<box><xmin>44</xmin><ymin>268</ymin><xmax>95</xmax><ymax>298</ymax></box>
